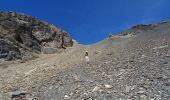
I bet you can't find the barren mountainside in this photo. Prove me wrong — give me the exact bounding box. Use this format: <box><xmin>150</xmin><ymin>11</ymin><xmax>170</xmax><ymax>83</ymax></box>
<box><xmin>0</xmin><ymin>12</ymin><xmax>170</xmax><ymax>100</ymax></box>
<box><xmin>0</xmin><ymin>11</ymin><xmax>73</xmax><ymax>61</ymax></box>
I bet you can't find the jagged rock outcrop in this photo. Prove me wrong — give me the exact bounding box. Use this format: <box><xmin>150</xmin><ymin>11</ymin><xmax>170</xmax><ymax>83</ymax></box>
<box><xmin>0</xmin><ymin>11</ymin><xmax>73</xmax><ymax>60</ymax></box>
<box><xmin>131</xmin><ymin>24</ymin><xmax>153</xmax><ymax>30</ymax></box>
<box><xmin>119</xmin><ymin>24</ymin><xmax>156</xmax><ymax>36</ymax></box>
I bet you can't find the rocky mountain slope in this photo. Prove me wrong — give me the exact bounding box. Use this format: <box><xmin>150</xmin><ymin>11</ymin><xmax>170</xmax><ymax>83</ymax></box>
<box><xmin>0</xmin><ymin>11</ymin><xmax>73</xmax><ymax>61</ymax></box>
<box><xmin>0</xmin><ymin>12</ymin><xmax>170</xmax><ymax>100</ymax></box>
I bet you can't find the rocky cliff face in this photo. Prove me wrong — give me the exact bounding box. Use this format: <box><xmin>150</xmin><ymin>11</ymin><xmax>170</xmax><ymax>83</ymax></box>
<box><xmin>0</xmin><ymin>11</ymin><xmax>73</xmax><ymax>61</ymax></box>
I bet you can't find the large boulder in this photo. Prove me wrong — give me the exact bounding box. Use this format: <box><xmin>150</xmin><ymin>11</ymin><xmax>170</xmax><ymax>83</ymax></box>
<box><xmin>0</xmin><ymin>11</ymin><xmax>73</xmax><ymax>60</ymax></box>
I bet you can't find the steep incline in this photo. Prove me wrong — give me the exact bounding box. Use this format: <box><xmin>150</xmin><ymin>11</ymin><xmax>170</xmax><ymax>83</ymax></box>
<box><xmin>0</xmin><ymin>18</ymin><xmax>170</xmax><ymax>99</ymax></box>
<box><xmin>27</xmin><ymin>21</ymin><xmax>169</xmax><ymax>100</ymax></box>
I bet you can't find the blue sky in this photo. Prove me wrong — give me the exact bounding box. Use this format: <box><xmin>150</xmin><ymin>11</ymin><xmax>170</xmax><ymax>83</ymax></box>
<box><xmin>0</xmin><ymin>0</ymin><xmax>170</xmax><ymax>44</ymax></box>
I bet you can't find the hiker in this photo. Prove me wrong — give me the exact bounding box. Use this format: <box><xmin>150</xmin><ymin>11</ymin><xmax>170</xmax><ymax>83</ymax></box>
<box><xmin>85</xmin><ymin>51</ymin><xmax>89</xmax><ymax>63</ymax></box>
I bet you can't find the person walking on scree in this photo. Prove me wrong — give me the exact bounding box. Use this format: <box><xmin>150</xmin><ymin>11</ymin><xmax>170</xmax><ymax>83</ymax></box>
<box><xmin>85</xmin><ymin>51</ymin><xmax>89</xmax><ymax>63</ymax></box>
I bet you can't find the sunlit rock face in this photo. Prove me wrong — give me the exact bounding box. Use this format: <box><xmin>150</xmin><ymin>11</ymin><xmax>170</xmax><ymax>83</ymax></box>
<box><xmin>0</xmin><ymin>11</ymin><xmax>73</xmax><ymax>60</ymax></box>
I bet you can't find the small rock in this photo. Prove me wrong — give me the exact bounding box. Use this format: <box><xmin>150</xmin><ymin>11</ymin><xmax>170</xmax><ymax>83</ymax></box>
<box><xmin>125</xmin><ymin>85</ymin><xmax>135</xmax><ymax>93</ymax></box>
<box><xmin>64</xmin><ymin>95</ymin><xmax>69</xmax><ymax>99</ymax></box>
<box><xmin>115</xmin><ymin>69</ymin><xmax>125</xmax><ymax>77</ymax></box>
<box><xmin>140</xmin><ymin>94</ymin><xmax>147</xmax><ymax>100</ymax></box>
<box><xmin>165</xmin><ymin>54</ymin><xmax>170</xmax><ymax>58</ymax></box>
<box><xmin>73</xmin><ymin>74</ymin><xmax>80</xmax><ymax>81</ymax></box>
<box><xmin>10</xmin><ymin>90</ymin><xmax>27</xmax><ymax>98</ymax></box>
<box><xmin>155</xmin><ymin>95</ymin><xmax>161</xmax><ymax>99</ymax></box>
<box><xmin>129</xmin><ymin>95</ymin><xmax>139</xmax><ymax>100</ymax></box>
<box><xmin>125</xmin><ymin>86</ymin><xmax>131</xmax><ymax>93</ymax></box>
<box><xmin>141</xmin><ymin>54</ymin><xmax>146</xmax><ymax>58</ymax></box>
<box><xmin>137</xmin><ymin>90</ymin><xmax>145</xmax><ymax>94</ymax></box>
<box><xmin>101</xmin><ymin>72</ymin><xmax>105</xmax><ymax>76</ymax></box>
<box><xmin>138</xmin><ymin>60</ymin><xmax>143</xmax><ymax>63</ymax></box>
<box><xmin>131</xmin><ymin>86</ymin><xmax>135</xmax><ymax>90</ymax></box>
<box><xmin>94</xmin><ymin>51</ymin><xmax>100</xmax><ymax>54</ymax></box>
<box><xmin>104</xmin><ymin>85</ymin><xmax>112</xmax><ymax>89</ymax></box>
<box><xmin>92</xmin><ymin>86</ymin><xmax>100</xmax><ymax>92</ymax></box>
<box><xmin>162</xmin><ymin>75</ymin><xmax>168</xmax><ymax>79</ymax></box>
<box><xmin>149</xmin><ymin>98</ymin><xmax>155</xmax><ymax>100</ymax></box>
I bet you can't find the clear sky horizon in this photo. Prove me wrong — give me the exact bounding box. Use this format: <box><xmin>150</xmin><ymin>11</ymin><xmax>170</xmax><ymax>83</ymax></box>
<box><xmin>0</xmin><ymin>0</ymin><xmax>170</xmax><ymax>44</ymax></box>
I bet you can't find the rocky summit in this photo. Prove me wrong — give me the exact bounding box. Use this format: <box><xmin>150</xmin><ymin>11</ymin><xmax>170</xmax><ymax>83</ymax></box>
<box><xmin>0</xmin><ymin>12</ymin><xmax>170</xmax><ymax>100</ymax></box>
<box><xmin>0</xmin><ymin>11</ymin><xmax>73</xmax><ymax>61</ymax></box>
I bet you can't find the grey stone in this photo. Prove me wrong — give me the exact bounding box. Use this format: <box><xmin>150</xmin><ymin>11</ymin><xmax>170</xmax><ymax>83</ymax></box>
<box><xmin>42</xmin><ymin>47</ymin><xmax>58</xmax><ymax>54</ymax></box>
<box><xmin>10</xmin><ymin>90</ymin><xmax>27</xmax><ymax>98</ymax></box>
<box><xmin>92</xmin><ymin>86</ymin><xmax>100</xmax><ymax>92</ymax></box>
<box><xmin>0</xmin><ymin>11</ymin><xmax>73</xmax><ymax>61</ymax></box>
